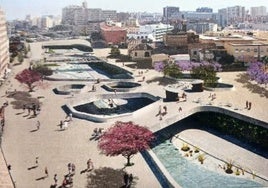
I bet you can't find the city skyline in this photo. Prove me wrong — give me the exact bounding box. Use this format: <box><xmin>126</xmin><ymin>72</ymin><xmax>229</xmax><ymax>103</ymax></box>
<box><xmin>1</xmin><ymin>0</ymin><xmax>268</xmax><ymax>20</ymax></box>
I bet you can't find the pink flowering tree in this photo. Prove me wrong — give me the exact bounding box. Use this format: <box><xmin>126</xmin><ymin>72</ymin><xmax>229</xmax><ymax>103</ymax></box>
<box><xmin>98</xmin><ymin>121</ymin><xmax>155</xmax><ymax>166</ymax></box>
<box><xmin>247</xmin><ymin>61</ymin><xmax>268</xmax><ymax>85</ymax></box>
<box><xmin>15</xmin><ymin>69</ymin><xmax>41</xmax><ymax>92</ymax></box>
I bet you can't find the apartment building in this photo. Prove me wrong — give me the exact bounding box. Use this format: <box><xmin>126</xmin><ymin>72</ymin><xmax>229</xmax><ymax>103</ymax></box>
<box><xmin>100</xmin><ymin>22</ymin><xmax>127</xmax><ymax>46</ymax></box>
<box><xmin>0</xmin><ymin>8</ymin><xmax>10</xmax><ymax>78</ymax></box>
<box><xmin>218</xmin><ymin>6</ymin><xmax>245</xmax><ymax>27</ymax></box>
<box><xmin>250</xmin><ymin>6</ymin><xmax>267</xmax><ymax>17</ymax></box>
<box><xmin>62</xmin><ymin>1</ymin><xmax>117</xmax><ymax>25</ymax></box>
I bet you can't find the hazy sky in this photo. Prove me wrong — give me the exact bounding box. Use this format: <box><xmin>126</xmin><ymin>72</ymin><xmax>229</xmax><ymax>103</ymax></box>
<box><xmin>1</xmin><ymin>0</ymin><xmax>268</xmax><ymax>20</ymax></box>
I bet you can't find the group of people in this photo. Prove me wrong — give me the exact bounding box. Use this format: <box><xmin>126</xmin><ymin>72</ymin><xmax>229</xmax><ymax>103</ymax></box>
<box><xmin>177</xmin><ymin>92</ymin><xmax>187</xmax><ymax>102</ymax></box>
<box><xmin>209</xmin><ymin>93</ymin><xmax>217</xmax><ymax>101</ymax></box>
<box><xmin>23</xmin><ymin>103</ymin><xmax>41</xmax><ymax>116</ymax></box>
<box><xmin>157</xmin><ymin>105</ymin><xmax>168</xmax><ymax>120</ymax></box>
<box><xmin>123</xmin><ymin>172</ymin><xmax>134</xmax><ymax>188</ymax></box>
<box><xmin>59</xmin><ymin>113</ymin><xmax>73</xmax><ymax>130</ymax></box>
<box><xmin>90</xmin><ymin>128</ymin><xmax>104</xmax><ymax>141</ymax></box>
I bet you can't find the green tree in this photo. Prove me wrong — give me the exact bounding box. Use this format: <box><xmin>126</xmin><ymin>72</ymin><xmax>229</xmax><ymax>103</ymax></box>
<box><xmin>262</xmin><ymin>56</ymin><xmax>268</xmax><ymax>71</ymax></box>
<box><xmin>163</xmin><ymin>63</ymin><xmax>182</xmax><ymax>78</ymax></box>
<box><xmin>109</xmin><ymin>46</ymin><xmax>121</xmax><ymax>58</ymax></box>
<box><xmin>218</xmin><ymin>54</ymin><xmax>235</xmax><ymax>65</ymax></box>
<box><xmin>191</xmin><ymin>64</ymin><xmax>217</xmax><ymax>86</ymax></box>
<box><xmin>17</xmin><ymin>52</ymin><xmax>24</xmax><ymax>64</ymax></box>
<box><xmin>32</xmin><ymin>64</ymin><xmax>53</xmax><ymax>78</ymax></box>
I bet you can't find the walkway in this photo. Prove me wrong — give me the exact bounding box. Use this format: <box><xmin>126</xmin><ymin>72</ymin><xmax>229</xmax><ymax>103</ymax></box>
<box><xmin>0</xmin><ymin>42</ymin><xmax>267</xmax><ymax>187</ymax></box>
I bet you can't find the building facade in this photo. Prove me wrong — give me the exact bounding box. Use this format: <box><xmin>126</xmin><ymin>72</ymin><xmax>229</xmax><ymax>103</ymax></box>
<box><xmin>62</xmin><ymin>1</ymin><xmax>117</xmax><ymax>25</ymax></box>
<box><xmin>0</xmin><ymin>8</ymin><xmax>9</xmax><ymax>78</ymax></box>
<box><xmin>163</xmin><ymin>6</ymin><xmax>180</xmax><ymax>20</ymax></box>
<box><xmin>250</xmin><ymin>6</ymin><xmax>267</xmax><ymax>17</ymax></box>
<box><xmin>218</xmin><ymin>6</ymin><xmax>246</xmax><ymax>27</ymax></box>
<box><xmin>100</xmin><ymin>22</ymin><xmax>127</xmax><ymax>46</ymax></box>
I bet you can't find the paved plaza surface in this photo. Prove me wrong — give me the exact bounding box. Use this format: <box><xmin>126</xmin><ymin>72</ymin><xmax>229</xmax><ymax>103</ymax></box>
<box><xmin>1</xmin><ymin>42</ymin><xmax>268</xmax><ymax>187</ymax></box>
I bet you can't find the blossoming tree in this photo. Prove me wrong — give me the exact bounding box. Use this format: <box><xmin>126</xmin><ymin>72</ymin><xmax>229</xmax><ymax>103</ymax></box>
<box><xmin>98</xmin><ymin>121</ymin><xmax>155</xmax><ymax>166</ymax></box>
<box><xmin>247</xmin><ymin>61</ymin><xmax>268</xmax><ymax>85</ymax></box>
<box><xmin>15</xmin><ymin>69</ymin><xmax>41</xmax><ymax>92</ymax></box>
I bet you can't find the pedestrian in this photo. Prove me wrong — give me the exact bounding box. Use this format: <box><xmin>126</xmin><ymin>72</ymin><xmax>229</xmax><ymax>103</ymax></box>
<box><xmin>87</xmin><ymin>159</ymin><xmax>94</xmax><ymax>171</ymax></box>
<box><xmin>54</xmin><ymin>174</ymin><xmax>58</xmax><ymax>185</ymax></box>
<box><xmin>158</xmin><ymin>105</ymin><xmax>162</xmax><ymax>115</ymax></box>
<box><xmin>114</xmin><ymin>89</ymin><xmax>117</xmax><ymax>95</ymax></box>
<box><xmin>36</xmin><ymin>120</ymin><xmax>40</xmax><ymax>130</ymax></box>
<box><xmin>63</xmin><ymin>121</ymin><xmax>68</xmax><ymax>130</ymax></box>
<box><xmin>27</xmin><ymin>106</ymin><xmax>31</xmax><ymax>115</ymax></box>
<box><xmin>123</xmin><ymin>172</ymin><xmax>129</xmax><ymax>187</ymax></box>
<box><xmin>71</xmin><ymin>163</ymin><xmax>76</xmax><ymax>175</ymax></box>
<box><xmin>45</xmin><ymin>167</ymin><xmax>48</xmax><ymax>177</ymax></box>
<box><xmin>60</xmin><ymin>120</ymin><xmax>63</xmax><ymax>129</ymax></box>
<box><xmin>69</xmin><ymin>113</ymin><xmax>73</xmax><ymax>121</ymax></box>
<box><xmin>128</xmin><ymin>173</ymin><xmax>133</xmax><ymax>187</ymax></box>
<box><xmin>92</xmin><ymin>84</ymin><xmax>96</xmax><ymax>91</ymax></box>
<box><xmin>246</xmin><ymin>101</ymin><xmax>248</xmax><ymax>109</ymax></box>
<box><xmin>68</xmin><ymin>163</ymin><xmax>72</xmax><ymax>174</ymax></box>
<box><xmin>178</xmin><ymin>107</ymin><xmax>182</xmax><ymax>112</ymax></box>
<box><xmin>35</xmin><ymin>157</ymin><xmax>39</xmax><ymax>167</ymax></box>
<box><xmin>22</xmin><ymin>104</ymin><xmax>26</xmax><ymax>113</ymax></box>
<box><xmin>248</xmin><ymin>102</ymin><xmax>252</xmax><ymax>110</ymax></box>
<box><xmin>163</xmin><ymin>106</ymin><xmax>167</xmax><ymax>114</ymax></box>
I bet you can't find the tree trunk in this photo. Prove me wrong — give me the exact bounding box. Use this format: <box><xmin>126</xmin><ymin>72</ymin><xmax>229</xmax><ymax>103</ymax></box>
<box><xmin>125</xmin><ymin>155</ymin><xmax>133</xmax><ymax>166</ymax></box>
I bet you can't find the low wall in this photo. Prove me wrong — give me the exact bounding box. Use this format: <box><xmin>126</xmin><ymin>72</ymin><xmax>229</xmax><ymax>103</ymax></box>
<box><xmin>151</xmin><ymin>105</ymin><xmax>268</xmax><ymax>132</ymax></box>
<box><xmin>67</xmin><ymin>92</ymin><xmax>160</xmax><ymax>123</ymax></box>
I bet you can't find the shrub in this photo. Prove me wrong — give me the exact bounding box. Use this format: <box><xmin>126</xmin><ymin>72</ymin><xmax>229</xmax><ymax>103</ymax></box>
<box><xmin>225</xmin><ymin>160</ymin><xmax>234</xmax><ymax>174</ymax></box>
<box><xmin>181</xmin><ymin>143</ymin><xmax>190</xmax><ymax>152</ymax></box>
<box><xmin>197</xmin><ymin>154</ymin><xmax>205</xmax><ymax>164</ymax></box>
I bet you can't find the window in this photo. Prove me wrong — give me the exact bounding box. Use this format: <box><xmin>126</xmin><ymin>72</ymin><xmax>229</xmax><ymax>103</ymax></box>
<box><xmin>144</xmin><ymin>52</ymin><xmax>150</xmax><ymax>57</ymax></box>
<box><xmin>247</xmin><ymin>48</ymin><xmax>250</xmax><ymax>52</ymax></box>
<box><xmin>135</xmin><ymin>52</ymin><xmax>137</xmax><ymax>56</ymax></box>
<box><xmin>254</xmin><ymin>48</ymin><xmax>257</xmax><ymax>52</ymax></box>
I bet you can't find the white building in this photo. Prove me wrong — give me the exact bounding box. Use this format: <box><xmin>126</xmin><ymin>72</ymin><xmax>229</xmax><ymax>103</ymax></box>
<box><xmin>250</xmin><ymin>6</ymin><xmax>267</xmax><ymax>17</ymax></box>
<box><xmin>218</xmin><ymin>6</ymin><xmax>246</xmax><ymax>27</ymax></box>
<box><xmin>0</xmin><ymin>8</ymin><xmax>10</xmax><ymax>78</ymax></box>
<box><xmin>62</xmin><ymin>1</ymin><xmax>117</xmax><ymax>25</ymax></box>
<box><xmin>139</xmin><ymin>23</ymin><xmax>174</xmax><ymax>41</ymax></box>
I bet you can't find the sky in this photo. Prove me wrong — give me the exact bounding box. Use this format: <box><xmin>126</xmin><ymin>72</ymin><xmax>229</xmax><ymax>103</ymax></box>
<box><xmin>0</xmin><ymin>0</ymin><xmax>268</xmax><ymax>20</ymax></box>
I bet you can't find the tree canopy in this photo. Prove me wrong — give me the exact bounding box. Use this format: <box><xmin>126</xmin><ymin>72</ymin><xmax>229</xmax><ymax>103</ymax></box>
<box><xmin>98</xmin><ymin>121</ymin><xmax>155</xmax><ymax>166</ymax></box>
<box><xmin>109</xmin><ymin>46</ymin><xmax>121</xmax><ymax>58</ymax></box>
<box><xmin>15</xmin><ymin>69</ymin><xmax>41</xmax><ymax>92</ymax></box>
<box><xmin>32</xmin><ymin>64</ymin><xmax>53</xmax><ymax>77</ymax></box>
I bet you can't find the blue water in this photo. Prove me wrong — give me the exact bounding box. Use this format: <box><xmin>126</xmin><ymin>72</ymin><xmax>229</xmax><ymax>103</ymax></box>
<box><xmin>151</xmin><ymin>140</ymin><xmax>263</xmax><ymax>188</ymax></box>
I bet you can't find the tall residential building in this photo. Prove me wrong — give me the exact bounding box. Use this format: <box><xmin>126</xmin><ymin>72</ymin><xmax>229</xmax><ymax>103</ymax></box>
<box><xmin>102</xmin><ymin>10</ymin><xmax>117</xmax><ymax>21</ymax></box>
<box><xmin>0</xmin><ymin>8</ymin><xmax>10</xmax><ymax>78</ymax></box>
<box><xmin>163</xmin><ymin>6</ymin><xmax>180</xmax><ymax>20</ymax></box>
<box><xmin>196</xmin><ymin>7</ymin><xmax>213</xmax><ymax>13</ymax></box>
<box><xmin>227</xmin><ymin>6</ymin><xmax>246</xmax><ymax>24</ymax></box>
<box><xmin>62</xmin><ymin>1</ymin><xmax>117</xmax><ymax>25</ymax></box>
<box><xmin>250</xmin><ymin>6</ymin><xmax>267</xmax><ymax>17</ymax></box>
<box><xmin>218</xmin><ymin>6</ymin><xmax>245</xmax><ymax>27</ymax></box>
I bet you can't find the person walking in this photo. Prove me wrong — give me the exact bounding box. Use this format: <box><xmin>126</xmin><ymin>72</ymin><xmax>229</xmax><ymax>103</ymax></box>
<box><xmin>35</xmin><ymin>157</ymin><xmax>39</xmax><ymax>167</ymax></box>
<box><xmin>248</xmin><ymin>102</ymin><xmax>252</xmax><ymax>110</ymax></box>
<box><xmin>123</xmin><ymin>172</ymin><xmax>129</xmax><ymax>187</ymax></box>
<box><xmin>246</xmin><ymin>101</ymin><xmax>249</xmax><ymax>109</ymax></box>
<box><xmin>45</xmin><ymin>167</ymin><xmax>48</xmax><ymax>177</ymax></box>
<box><xmin>87</xmin><ymin>159</ymin><xmax>94</xmax><ymax>171</ymax></box>
<box><xmin>128</xmin><ymin>173</ymin><xmax>133</xmax><ymax>188</ymax></box>
<box><xmin>53</xmin><ymin>174</ymin><xmax>58</xmax><ymax>185</ymax></box>
<box><xmin>36</xmin><ymin>120</ymin><xmax>40</xmax><ymax>130</ymax></box>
